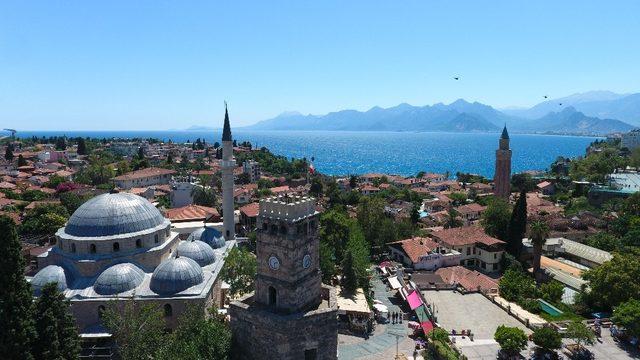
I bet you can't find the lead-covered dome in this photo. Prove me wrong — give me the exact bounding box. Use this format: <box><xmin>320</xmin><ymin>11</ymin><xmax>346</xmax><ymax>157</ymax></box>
<box><xmin>64</xmin><ymin>193</ymin><xmax>167</xmax><ymax>237</ymax></box>
<box><xmin>188</xmin><ymin>226</ymin><xmax>225</xmax><ymax>249</ymax></box>
<box><xmin>150</xmin><ymin>257</ymin><xmax>204</xmax><ymax>295</ymax></box>
<box><xmin>31</xmin><ymin>265</ymin><xmax>70</xmax><ymax>295</ymax></box>
<box><xmin>176</xmin><ymin>240</ymin><xmax>216</xmax><ymax>266</ymax></box>
<box><xmin>94</xmin><ymin>263</ymin><xmax>145</xmax><ymax>295</ymax></box>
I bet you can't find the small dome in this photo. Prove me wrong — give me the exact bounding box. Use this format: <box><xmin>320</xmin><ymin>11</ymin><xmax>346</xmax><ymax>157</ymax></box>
<box><xmin>64</xmin><ymin>193</ymin><xmax>167</xmax><ymax>237</ymax></box>
<box><xmin>176</xmin><ymin>240</ymin><xmax>216</xmax><ymax>266</ymax></box>
<box><xmin>94</xmin><ymin>263</ymin><xmax>145</xmax><ymax>295</ymax></box>
<box><xmin>150</xmin><ymin>257</ymin><xmax>204</xmax><ymax>295</ymax></box>
<box><xmin>31</xmin><ymin>265</ymin><xmax>70</xmax><ymax>295</ymax></box>
<box><xmin>188</xmin><ymin>226</ymin><xmax>225</xmax><ymax>249</ymax></box>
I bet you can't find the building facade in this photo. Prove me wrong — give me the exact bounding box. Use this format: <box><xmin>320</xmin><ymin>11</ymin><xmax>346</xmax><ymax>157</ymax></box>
<box><xmin>229</xmin><ymin>195</ymin><xmax>338</xmax><ymax>360</ymax></box>
<box><xmin>493</xmin><ymin>126</ymin><xmax>512</xmax><ymax>199</ymax></box>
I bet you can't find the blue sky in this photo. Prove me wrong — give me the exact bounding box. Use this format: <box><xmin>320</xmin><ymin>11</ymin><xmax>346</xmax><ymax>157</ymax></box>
<box><xmin>1</xmin><ymin>1</ymin><xmax>639</xmax><ymax>130</ymax></box>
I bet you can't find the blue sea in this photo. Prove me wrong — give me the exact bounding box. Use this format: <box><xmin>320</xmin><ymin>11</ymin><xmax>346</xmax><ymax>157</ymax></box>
<box><xmin>18</xmin><ymin>130</ymin><xmax>596</xmax><ymax>178</ymax></box>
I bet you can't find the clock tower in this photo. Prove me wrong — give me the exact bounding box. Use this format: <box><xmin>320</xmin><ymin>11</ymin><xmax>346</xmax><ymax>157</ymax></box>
<box><xmin>229</xmin><ymin>195</ymin><xmax>338</xmax><ymax>360</ymax></box>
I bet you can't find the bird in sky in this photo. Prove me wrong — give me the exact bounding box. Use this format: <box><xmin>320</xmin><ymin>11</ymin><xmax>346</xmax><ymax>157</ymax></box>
<box><xmin>453</xmin><ymin>76</ymin><xmax>459</xmax><ymax>80</ymax></box>
<box><xmin>544</xmin><ymin>95</ymin><xmax>548</xmax><ymax>99</ymax></box>
<box><xmin>559</xmin><ymin>103</ymin><xmax>563</xmax><ymax>106</ymax></box>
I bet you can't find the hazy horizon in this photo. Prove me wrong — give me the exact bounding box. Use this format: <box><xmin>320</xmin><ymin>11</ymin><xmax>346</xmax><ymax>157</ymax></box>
<box><xmin>1</xmin><ymin>1</ymin><xmax>639</xmax><ymax>131</ymax></box>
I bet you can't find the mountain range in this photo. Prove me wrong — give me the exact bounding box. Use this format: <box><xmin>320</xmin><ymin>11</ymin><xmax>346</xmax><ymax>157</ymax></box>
<box><xmin>246</xmin><ymin>91</ymin><xmax>639</xmax><ymax>135</ymax></box>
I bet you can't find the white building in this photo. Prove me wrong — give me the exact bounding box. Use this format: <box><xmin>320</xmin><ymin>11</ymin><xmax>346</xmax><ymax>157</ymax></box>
<box><xmin>242</xmin><ymin>160</ymin><xmax>261</xmax><ymax>183</ymax></box>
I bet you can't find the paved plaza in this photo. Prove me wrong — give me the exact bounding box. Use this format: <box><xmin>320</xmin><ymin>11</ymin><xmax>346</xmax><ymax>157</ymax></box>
<box><xmin>338</xmin><ymin>274</ymin><xmax>422</xmax><ymax>360</ymax></box>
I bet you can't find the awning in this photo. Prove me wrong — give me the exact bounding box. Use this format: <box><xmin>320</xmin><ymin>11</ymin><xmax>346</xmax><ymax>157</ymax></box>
<box><xmin>373</xmin><ymin>304</ymin><xmax>388</xmax><ymax>313</ymax></box>
<box><xmin>420</xmin><ymin>321</ymin><xmax>434</xmax><ymax>335</ymax></box>
<box><xmin>414</xmin><ymin>304</ymin><xmax>430</xmax><ymax>323</ymax></box>
<box><xmin>407</xmin><ymin>290</ymin><xmax>424</xmax><ymax>310</ymax></box>
<box><xmin>388</xmin><ymin>276</ymin><xmax>402</xmax><ymax>290</ymax></box>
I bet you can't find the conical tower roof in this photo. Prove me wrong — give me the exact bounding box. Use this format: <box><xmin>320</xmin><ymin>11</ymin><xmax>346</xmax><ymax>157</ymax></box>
<box><xmin>501</xmin><ymin>125</ymin><xmax>509</xmax><ymax>140</ymax></box>
<box><xmin>222</xmin><ymin>103</ymin><xmax>232</xmax><ymax>142</ymax></box>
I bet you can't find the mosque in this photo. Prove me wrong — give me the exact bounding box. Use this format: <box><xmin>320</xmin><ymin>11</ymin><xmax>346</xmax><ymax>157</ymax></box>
<box><xmin>30</xmin><ymin>108</ymin><xmax>238</xmax><ymax>341</ymax></box>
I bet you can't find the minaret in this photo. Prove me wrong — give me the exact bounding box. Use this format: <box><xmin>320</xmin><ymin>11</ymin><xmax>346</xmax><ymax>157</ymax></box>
<box><xmin>221</xmin><ymin>104</ymin><xmax>236</xmax><ymax>240</ymax></box>
<box><xmin>494</xmin><ymin>125</ymin><xmax>512</xmax><ymax>199</ymax></box>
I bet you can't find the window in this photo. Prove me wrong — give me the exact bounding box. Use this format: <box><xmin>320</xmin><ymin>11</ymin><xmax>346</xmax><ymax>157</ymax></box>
<box><xmin>136</xmin><ymin>239</ymin><xmax>142</xmax><ymax>248</ymax></box>
<box><xmin>262</xmin><ymin>222</ymin><xmax>268</xmax><ymax>231</ymax></box>
<box><xmin>473</xmin><ymin>247</ymin><xmax>476</xmax><ymax>255</ymax></box>
<box><xmin>304</xmin><ymin>349</ymin><xmax>317</xmax><ymax>360</ymax></box>
<box><xmin>466</xmin><ymin>247</ymin><xmax>471</xmax><ymax>256</ymax></box>
<box><xmin>164</xmin><ymin>304</ymin><xmax>172</xmax><ymax>317</ymax></box>
<box><xmin>481</xmin><ymin>261</ymin><xmax>486</xmax><ymax>269</ymax></box>
<box><xmin>268</xmin><ymin>286</ymin><xmax>277</xmax><ymax>307</ymax></box>
<box><xmin>494</xmin><ymin>253</ymin><xmax>497</xmax><ymax>259</ymax></box>
<box><xmin>154</xmin><ymin>234</ymin><xmax>159</xmax><ymax>243</ymax></box>
<box><xmin>493</xmin><ymin>263</ymin><xmax>498</xmax><ymax>270</ymax></box>
<box><xmin>280</xmin><ymin>225</ymin><xmax>287</xmax><ymax>234</ymax></box>
<box><xmin>90</xmin><ymin>244</ymin><xmax>97</xmax><ymax>254</ymax></box>
<box><xmin>71</xmin><ymin>243</ymin><xmax>76</xmax><ymax>253</ymax></box>
<box><xmin>113</xmin><ymin>242</ymin><xmax>120</xmax><ymax>252</ymax></box>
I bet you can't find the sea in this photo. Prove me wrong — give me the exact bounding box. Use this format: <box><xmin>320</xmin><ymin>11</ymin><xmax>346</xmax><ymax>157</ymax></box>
<box><xmin>18</xmin><ymin>130</ymin><xmax>597</xmax><ymax>178</ymax></box>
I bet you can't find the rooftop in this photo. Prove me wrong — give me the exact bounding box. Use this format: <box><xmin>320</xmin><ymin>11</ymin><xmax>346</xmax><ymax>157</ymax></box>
<box><xmin>432</xmin><ymin>226</ymin><xmax>504</xmax><ymax>247</ymax></box>
<box><xmin>113</xmin><ymin>167</ymin><xmax>176</xmax><ymax>181</ymax></box>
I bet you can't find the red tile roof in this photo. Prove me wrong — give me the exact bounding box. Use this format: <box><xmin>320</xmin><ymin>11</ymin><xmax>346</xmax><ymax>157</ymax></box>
<box><xmin>388</xmin><ymin>237</ymin><xmax>438</xmax><ymax>263</ymax></box>
<box><xmin>165</xmin><ymin>204</ymin><xmax>220</xmax><ymax>222</ymax></box>
<box><xmin>113</xmin><ymin>167</ymin><xmax>176</xmax><ymax>181</ymax></box>
<box><xmin>432</xmin><ymin>226</ymin><xmax>504</xmax><ymax>247</ymax></box>
<box><xmin>456</xmin><ymin>203</ymin><xmax>486</xmax><ymax>215</ymax></box>
<box><xmin>239</xmin><ymin>202</ymin><xmax>260</xmax><ymax>218</ymax></box>
<box><xmin>436</xmin><ymin>266</ymin><xmax>499</xmax><ymax>292</ymax></box>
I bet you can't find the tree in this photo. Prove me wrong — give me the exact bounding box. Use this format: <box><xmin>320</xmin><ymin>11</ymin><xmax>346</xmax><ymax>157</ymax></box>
<box><xmin>191</xmin><ymin>186</ymin><xmax>216</xmax><ymax>207</ymax></box>
<box><xmin>341</xmin><ymin>251</ymin><xmax>358</xmax><ymax>292</ymax></box>
<box><xmin>531</xmin><ymin>326</ymin><xmax>562</xmax><ymax>354</ymax></box>
<box><xmin>410</xmin><ymin>203</ymin><xmax>420</xmax><ymax>224</ymax></box>
<box><xmin>159</xmin><ymin>306</ymin><xmax>231</xmax><ymax>360</ymax></box>
<box><xmin>55</xmin><ymin>137</ymin><xmax>66</xmax><ymax>150</ymax></box>
<box><xmin>582</xmin><ymin>250</ymin><xmax>640</xmax><ymax>310</ymax></box>
<box><xmin>5</xmin><ymin>145</ymin><xmax>14</xmax><ymax>161</ymax></box>
<box><xmin>481</xmin><ymin>197</ymin><xmax>511</xmax><ymax>240</ymax></box>
<box><xmin>584</xmin><ymin>232</ymin><xmax>620</xmax><ymax>252</ymax></box>
<box><xmin>494</xmin><ymin>325</ymin><xmax>527</xmax><ymax>356</ymax></box>
<box><xmin>0</xmin><ymin>216</ymin><xmax>35</xmax><ymax>360</ymax></box>
<box><xmin>356</xmin><ymin>197</ymin><xmax>386</xmax><ymax>249</ymax></box>
<box><xmin>511</xmin><ymin>173</ymin><xmax>536</xmax><ymax>193</ymax></box>
<box><xmin>17</xmin><ymin>154</ymin><xmax>27</xmax><ymax>166</ymax></box>
<box><xmin>539</xmin><ymin>281</ymin><xmax>564</xmax><ymax>304</ymax></box>
<box><xmin>20</xmin><ymin>204</ymin><xmax>70</xmax><ymax>236</ymax></box>
<box><xmin>319</xmin><ymin>210</ymin><xmax>352</xmax><ymax>263</ymax></box>
<box><xmin>529</xmin><ymin>220</ymin><xmax>550</xmax><ymax>276</ymax></box>
<box><xmin>498</xmin><ymin>268</ymin><xmax>536</xmax><ymax>303</ymax></box>
<box><xmin>77</xmin><ymin>138</ymin><xmax>87</xmax><ymax>155</ymax></box>
<box><xmin>237</xmin><ymin>172</ymin><xmax>251</xmax><ymax>185</ymax></box>
<box><xmin>102</xmin><ymin>299</ymin><xmax>168</xmax><ymax>360</ymax></box>
<box><xmin>60</xmin><ymin>192</ymin><xmax>92</xmax><ymax>214</ymax></box>
<box><xmin>220</xmin><ymin>247</ymin><xmax>257</xmax><ymax>298</ymax></box>
<box><xmin>612</xmin><ymin>299</ymin><xmax>640</xmax><ymax>338</ymax></box>
<box><xmin>444</xmin><ymin>208</ymin><xmax>462</xmax><ymax>229</ymax></box>
<box><xmin>349</xmin><ymin>175</ymin><xmax>358</xmax><ymax>189</ymax></box>
<box><xmin>319</xmin><ymin>241</ymin><xmax>336</xmax><ymax>283</ymax></box>
<box><xmin>309</xmin><ymin>176</ymin><xmax>323</xmax><ymax>197</ymax></box>
<box><xmin>32</xmin><ymin>283</ymin><xmax>80</xmax><ymax>360</ymax></box>
<box><xmin>565</xmin><ymin>320</ymin><xmax>595</xmax><ymax>349</ymax></box>
<box><xmin>506</xmin><ymin>190</ymin><xmax>527</xmax><ymax>257</ymax></box>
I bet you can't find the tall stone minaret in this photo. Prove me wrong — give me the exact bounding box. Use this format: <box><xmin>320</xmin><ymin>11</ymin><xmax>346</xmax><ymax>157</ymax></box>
<box><xmin>221</xmin><ymin>104</ymin><xmax>236</xmax><ymax>240</ymax></box>
<box><xmin>494</xmin><ymin>125</ymin><xmax>512</xmax><ymax>199</ymax></box>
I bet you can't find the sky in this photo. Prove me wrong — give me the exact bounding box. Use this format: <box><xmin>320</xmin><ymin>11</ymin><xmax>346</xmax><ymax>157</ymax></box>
<box><xmin>1</xmin><ymin>1</ymin><xmax>639</xmax><ymax>130</ymax></box>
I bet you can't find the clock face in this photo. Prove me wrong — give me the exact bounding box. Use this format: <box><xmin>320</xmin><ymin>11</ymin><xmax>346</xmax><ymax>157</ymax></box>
<box><xmin>303</xmin><ymin>254</ymin><xmax>311</xmax><ymax>269</ymax></box>
<box><xmin>269</xmin><ymin>256</ymin><xmax>280</xmax><ymax>270</ymax></box>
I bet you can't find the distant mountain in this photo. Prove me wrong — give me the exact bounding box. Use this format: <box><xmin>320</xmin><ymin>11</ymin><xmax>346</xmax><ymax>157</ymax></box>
<box><xmin>514</xmin><ymin>107</ymin><xmax>634</xmax><ymax>135</ymax></box>
<box><xmin>504</xmin><ymin>91</ymin><xmax>640</xmax><ymax>125</ymax></box>
<box><xmin>248</xmin><ymin>98</ymin><xmax>633</xmax><ymax>135</ymax></box>
<box><xmin>185</xmin><ymin>125</ymin><xmax>216</xmax><ymax>131</ymax></box>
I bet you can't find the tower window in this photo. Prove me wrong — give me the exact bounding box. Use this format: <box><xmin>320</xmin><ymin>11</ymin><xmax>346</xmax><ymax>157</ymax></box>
<box><xmin>280</xmin><ymin>225</ymin><xmax>287</xmax><ymax>234</ymax></box>
<box><xmin>154</xmin><ymin>234</ymin><xmax>159</xmax><ymax>243</ymax></box>
<box><xmin>90</xmin><ymin>244</ymin><xmax>97</xmax><ymax>254</ymax></box>
<box><xmin>113</xmin><ymin>242</ymin><xmax>120</xmax><ymax>252</ymax></box>
<box><xmin>262</xmin><ymin>222</ymin><xmax>268</xmax><ymax>231</ymax></box>
<box><xmin>164</xmin><ymin>304</ymin><xmax>173</xmax><ymax>317</ymax></box>
<box><xmin>268</xmin><ymin>286</ymin><xmax>277</xmax><ymax>307</ymax></box>
<box><xmin>71</xmin><ymin>243</ymin><xmax>76</xmax><ymax>253</ymax></box>
<box><xmin>136</xmin><ymin>239</ymin><xmax>142</xmax><ymax>248</ymax></box>
<box><xmin>304</xmin><ymin>349</ymin><xmax>317</xmax><ymax>360</ymax></box>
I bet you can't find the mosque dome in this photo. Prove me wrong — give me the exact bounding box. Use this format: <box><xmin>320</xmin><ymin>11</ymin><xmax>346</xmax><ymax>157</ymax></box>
<box><xmin>64</xmin><ymin>193</ymin><xmax>167</xmax><ymax>237</ymax></box>
<box><xmin>188</xmin><ymin>226</ymin><xmax>225</xmax><ymax>249</ymax></box>
<box><xmin>176</xmin><ymin>240</ymin><xmax>216</xmax><ymax>266</ymax></box>
<box><xmin>31</xmin><ymin>265</ymin><xmax>70</xmax><ymax>295</ymax></box>
<box><xmin>94</xmin><ymin>263</ymin><xmax>145</xmax><ymax>295</ymax></box>
<box><xmin>150</xmin><ymin>257</ymin><xmax>204</xmax><ymax>295</ymax></box>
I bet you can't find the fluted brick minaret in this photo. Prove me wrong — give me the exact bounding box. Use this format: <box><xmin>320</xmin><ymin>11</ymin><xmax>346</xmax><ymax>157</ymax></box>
<box><xmin>221</xmin><ymin>104</ymin><xmax>236</xmax><ymax>240</ymax></box>
<box><xmin>494</xmin><ymin>126</ymin><xmax>512</xmax><ymax>199</ymax></box>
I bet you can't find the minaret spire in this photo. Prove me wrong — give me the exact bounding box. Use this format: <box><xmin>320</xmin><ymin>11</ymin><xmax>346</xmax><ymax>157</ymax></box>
<box><xmin>222</xmin><ymin>101</ymin><xmax>232</xmax><ymax>142</ymax></box>
<box><xmin>221</xmin><ymin>103</ymin><xmax>236</xmax><ymax>240</ymax></box>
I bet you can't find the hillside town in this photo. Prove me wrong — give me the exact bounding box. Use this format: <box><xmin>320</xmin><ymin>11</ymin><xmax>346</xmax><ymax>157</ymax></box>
<box><xmin>1</xmin><ymin>115</ymin><xmax>640</xmax><ymax>360</ymax></box>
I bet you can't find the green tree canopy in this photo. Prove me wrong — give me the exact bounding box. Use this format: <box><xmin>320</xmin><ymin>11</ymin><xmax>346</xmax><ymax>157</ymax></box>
<box><xmin>531</xmin><ymin>326</ymin><xmax>562</xmax><ymax>354</ymax></box>
<box><xmin>220</xmin><ymin>247</ymin><xmax>257</xmax><ymax>298</ymax></box>
<box><xmin>506</xmin><ymin>190</ymin><xmax>527</xmax><ymax>257</ymax></box>
<box><xmin>612</xmin><ymin>299</ymin><xmax>640</xmax><ymax>338</ymax></box>
<box><xmin>582</xmin><ymin>250</ymin><xmax>640</xmax><ymax>310</ymax></box>
<box><xmin>494</xmin><ymin>325</ymin><xmax>527</xmax><ymax>356</ymax></box>
<box><xmin>565</xmin><ymin>320</ymin><xmax>595</xmax><ymax>349</ymax></box>
<box><xmin>498</xmin><ymin>268</ymin><xmax>536</xmax><ymax>303</ymax></box>
<box><xmin>481</xmin><ymin>197</ymin><xmax>511</xmax><ymax>240</ymax></box>
<box><xmin>0</xmin><ymin>215</ymin><xmax>36</xmax><ymax>360</ymax></box>
<box><xmin>33</xmin><ymin>283</ymin><xmax>80</xmax><ymax>360</ymax></box>
<box><xmin>20</xmin><ymin>204</ymin><xmax>70</xmax><ymax>237</ymax></box>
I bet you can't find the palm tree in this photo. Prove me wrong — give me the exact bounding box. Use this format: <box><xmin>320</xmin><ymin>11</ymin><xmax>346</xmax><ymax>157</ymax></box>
<box><xmin>529</xmin><ymin>220</ymin><xmax>550</xmax><ymax>276</ymax></box>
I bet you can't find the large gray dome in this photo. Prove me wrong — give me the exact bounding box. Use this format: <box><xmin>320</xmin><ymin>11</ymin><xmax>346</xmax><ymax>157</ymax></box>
<box><xmin>188</xmin><ymin>226</ymin><xmax>225</xmax><ymax>249</ymax></box>
<box><xmin>94</xmin><ymin>263</ymin><xmax>145</xmax><ymax>295</ymax></box>
<box><xmin>64</xmin><ymin>193</ymin><xmax>167</xmax><ymax>237</ymax></box>
<box><xmin>150</xmin><ymin>257</ymin><xmax>204</xmax><ymax>295</ymax></box>
<box><xmin>31</xmin><ymin>265</ymin><xmax>70</xmax><ymax>295</ymax></box>
<box><xmin>176</xmin><ymin>240</ymin><xmax>216</xmax><ymax>266</ymax></box>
